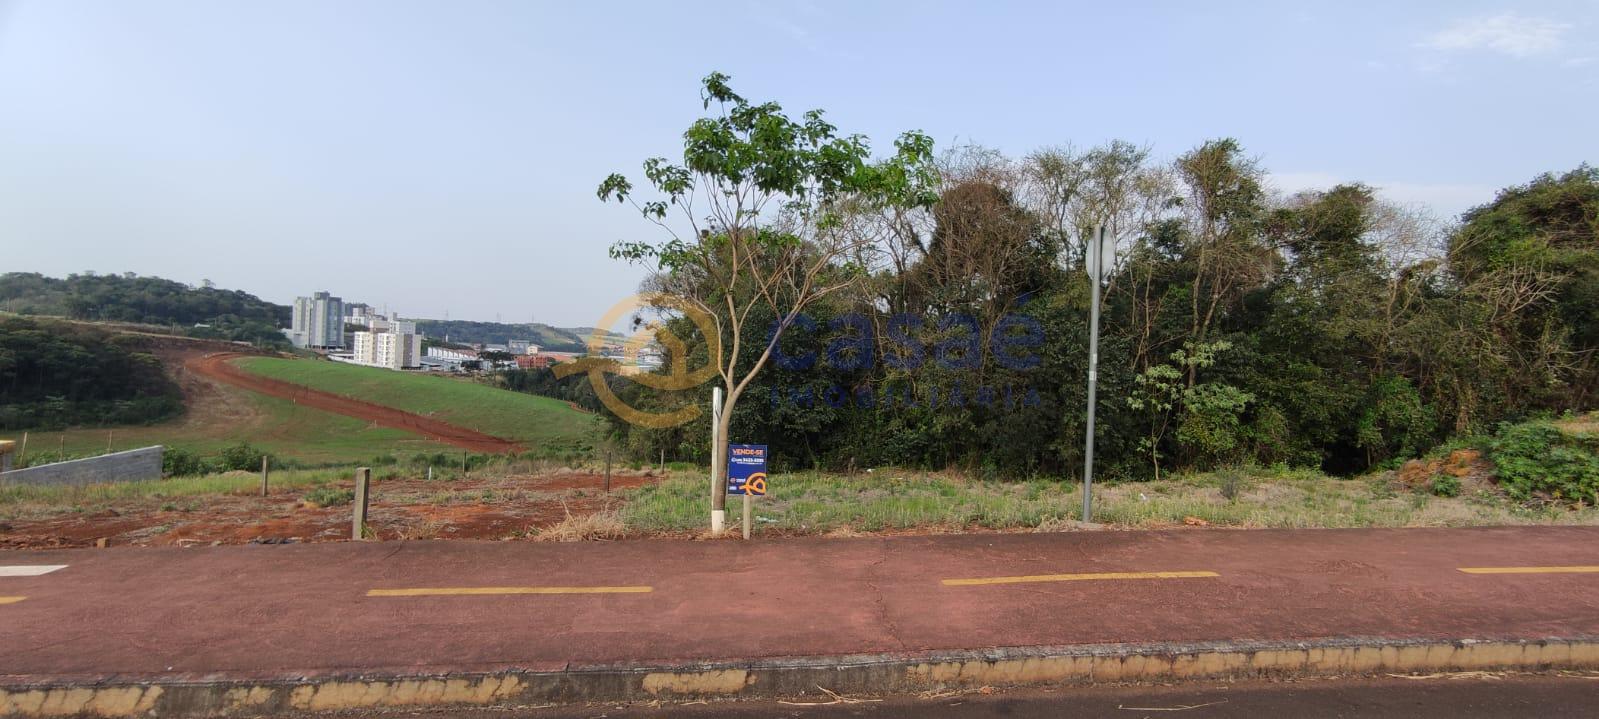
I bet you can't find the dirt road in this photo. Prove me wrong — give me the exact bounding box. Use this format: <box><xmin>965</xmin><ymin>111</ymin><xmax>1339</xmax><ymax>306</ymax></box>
<box><xmin>188</xmin><ymin>352</ymin><xmax>522</xmax><ymax>454</ymax></box>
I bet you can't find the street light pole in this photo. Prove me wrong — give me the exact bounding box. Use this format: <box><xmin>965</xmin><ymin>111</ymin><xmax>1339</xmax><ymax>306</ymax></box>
<box><xmin>1082</xmin><ymin>224</ymin><xmax>1108</xmax><ymax>523</ymax></box>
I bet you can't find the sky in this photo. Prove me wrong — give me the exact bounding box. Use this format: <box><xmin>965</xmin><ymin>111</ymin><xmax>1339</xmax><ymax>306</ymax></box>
<box><xmin>1</xmin><ymin>1</ymin><xmax>1595</xmax><ymax>327</ymax></box>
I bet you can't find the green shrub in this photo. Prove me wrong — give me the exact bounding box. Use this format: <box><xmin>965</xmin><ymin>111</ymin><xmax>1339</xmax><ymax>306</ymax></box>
<box><xmin>162</xmin><ymin>448</ymin><xmax>205</xmax><ymax>477</ymax></box>
<box><xmin>303</xmin><ymin>486</ymin><xmax>354</xmax><ymax>507</ymax></box>
<box><xmin>217</xmin><ymin>442</ymin><xmax>269</xmax><ymax>472</ymax></box>
<box><xmin>1430</xmin><ymin>474</ymin><xmax>1461</xmax><ymax>498</ymax></box>
<box><xmin>1489</xmin><ymin>421</ymin><xmax>1599</xmax><ymax>504</ymax></box>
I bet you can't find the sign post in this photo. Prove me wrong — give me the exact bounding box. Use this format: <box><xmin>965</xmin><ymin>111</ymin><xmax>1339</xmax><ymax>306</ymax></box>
<box><xmin>711</xmin><ymin>387</ymin><xmax>725</xmax><ymax>534</ymax></box>
<box><xmin>727</xmin><ymin>444</ymin><xmax>768</xmax><ymax>539</ymax></box>
<box><xmin>1082</xmin><ymin>224</ymin><xmax>1114</xmax><ymax>523</ymax></box>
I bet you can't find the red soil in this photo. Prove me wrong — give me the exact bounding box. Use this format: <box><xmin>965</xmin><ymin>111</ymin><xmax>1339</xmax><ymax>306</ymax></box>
<box><xmin>0</xmin><ymin>472</ymin><xmax>658</xmax><ymax>549</ymax></box>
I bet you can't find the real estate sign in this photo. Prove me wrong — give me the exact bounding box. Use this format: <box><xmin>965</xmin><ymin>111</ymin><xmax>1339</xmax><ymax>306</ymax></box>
<box><xmin>727</xmin><ymin>444</ymin><xmax>768</xmax><ymax>496</ymax></box>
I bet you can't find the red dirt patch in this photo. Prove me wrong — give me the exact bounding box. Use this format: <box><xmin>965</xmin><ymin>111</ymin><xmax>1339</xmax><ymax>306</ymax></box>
<box><xmin>189</xmin><ymin>352</ymin><xmax>522</xmax><ymax>454</ymax></box>
<box><xmin>1396</xmin><ymin>449</ymin><xmax>1490</xmax><ymax>489</ymax></box>
<box><xmin>0</xmin><ymin>472</ymin><xmax>656</xmax><ymax>550</ymax></box>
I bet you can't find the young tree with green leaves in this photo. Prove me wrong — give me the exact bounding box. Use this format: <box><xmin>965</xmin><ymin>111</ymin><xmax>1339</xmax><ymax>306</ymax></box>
<box><xmin>599</xmin><ymin>72</ymin><xmax>938</xmax><ymax>528</ymax></box>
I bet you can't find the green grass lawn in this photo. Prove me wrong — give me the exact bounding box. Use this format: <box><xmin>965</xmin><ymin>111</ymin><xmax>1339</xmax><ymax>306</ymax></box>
<box><xmin>11</xmin><ymin>390</ymin><xmax>457</xmax><ymax>467</ymax></box>
<box><xmin>621</xmin><ymin>466</ymin><xmax>1599</xmax><ymax>534</ymax></box>
<box><xmin>232</xmin><ymin>356</ymin><xmax>601</xmax><ymax>452</ymax></box>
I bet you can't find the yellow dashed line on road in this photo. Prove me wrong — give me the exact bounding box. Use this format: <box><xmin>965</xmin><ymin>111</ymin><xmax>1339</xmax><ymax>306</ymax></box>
<box><xmin>0</xmin><ymin>596</ymin><xmax>25</xmax><ymax>605</ymax></box>
<box><xmin>368</xmin><ymin>586</ymin><xmax>652</xmax><ymax>597</ymax></box>
<box><xmin>1458</xmin><ymin>566</ymin><xmax>1599</xmax><ymax>575</ymax></box>
<box><xmin>942</xmin><ymin>570</ymin><xmax>1219</xmax><ymax>586</ymax></box>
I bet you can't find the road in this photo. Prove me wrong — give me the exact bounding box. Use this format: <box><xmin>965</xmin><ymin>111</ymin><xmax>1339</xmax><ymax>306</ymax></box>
<box><xmin>3</xmin><ymin>527</ymin><xmax>1599</xmax><ymax>683</ymax></box>
<box><xmin>361</xmin><ymin>675</ymin><xmax>1599</xmax><ymax>718</ymax></box>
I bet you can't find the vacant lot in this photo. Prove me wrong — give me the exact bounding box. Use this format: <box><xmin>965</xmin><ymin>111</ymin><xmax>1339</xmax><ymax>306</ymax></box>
<box><xmin>0</xmin><ymin>463</ymin><xmax>656</xmax><ymax>549</ymax></box>
<box><xmin>233</xmin><ymin>356</ymin><xmax>600</xmax><ymax>451</ymax></box>
<box><xmin>8</xmin><ymin>455</ymin><xmax>1598</xmax><ymax>550</ymax></box>
<box><xmin>13</xmin><ymin>348</ymin><xmax>457</xmax><ymax>465</ymax></box>
<box><xmin>621</xmin><ymin>463</ymin><xmax>1599</xmax><ymax>536</ymax></box>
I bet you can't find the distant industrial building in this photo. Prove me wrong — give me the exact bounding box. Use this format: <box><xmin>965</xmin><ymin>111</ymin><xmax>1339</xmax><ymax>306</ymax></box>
<box><xmin>508</xmin><ymin>339</ymin><xmax>538</xmax><ymax>355</ymax></box>
<box><xmin>421</xmin><ymin>346</ymin><xmax>479</xmax><ymax>372</ymax></box>
<box><xmin>287</xmin><ymin>291</ymin><xmax>344</xmax><ymax>349</ymax></box>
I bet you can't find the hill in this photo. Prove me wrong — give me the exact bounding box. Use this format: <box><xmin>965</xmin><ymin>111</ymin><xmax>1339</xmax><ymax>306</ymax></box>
<box><xmin>11</xmin><ymin>342</ymin><xmax>460</xmax><ymax>466</ymax></box>
<box><xmin>410</xmin><ymin>319</ymin><xmax>621</xmax><ymax>353</ymax></box>
<box><xmin>231</xmin><ymin>357</ymin><xmax>601</xmax><ymax>455</ymax></box>
<box><xmin>0</xmin><ymin>316</ymin><xmax>183</xmax><ymax>430</ymax></box>
<box><xmin>0</xmin><ymin>272</ymin><xmax>290</xmax><ymax>348</ymax></box>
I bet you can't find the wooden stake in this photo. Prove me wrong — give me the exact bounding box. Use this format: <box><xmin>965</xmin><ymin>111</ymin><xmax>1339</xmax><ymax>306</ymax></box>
<box><xmin>742</xmin><ymin>493</ymin><xmax>752</xmax><ymax>540</ymax></box>
<box><xmin>352</xmin><ymin>467</ymin><xmax>371</xmax><ymax>540</ymax></box>
<box><xmin>604</xmin><ymin>449</ymin><xmax>612</xmax><ymax>494</ymax></box>
<box><xmin>19</xmin><ymin>432</ymin><xmax>27</xmax><ymax>463</ymax></box>
<box><xmin>260</xmin><ymin>455</ymin><xmax>270</xmax><ymax>496</ymax></box>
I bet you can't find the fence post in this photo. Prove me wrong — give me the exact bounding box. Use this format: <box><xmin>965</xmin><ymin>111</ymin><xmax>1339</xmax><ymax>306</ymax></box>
<box><xmin>605</xmin><ymin>449</ymin><xmax>612</xmax><ymax>494</ymax></box>
<box><xmin>352</xmin><ymin>467</ymin><xmax>371</xmax><ymax>540</ymax></box>
<box><xmin>260</xmin><ymin>455</ymin><xmax>270</xmax><ymax>496</ymax></box>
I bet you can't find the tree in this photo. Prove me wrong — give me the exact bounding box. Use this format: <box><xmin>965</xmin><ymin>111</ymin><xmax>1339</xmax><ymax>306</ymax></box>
<box><xmin>599</xmin><ymin>72</ymin><xmax>938</xmax><ymax>522</ymax></box>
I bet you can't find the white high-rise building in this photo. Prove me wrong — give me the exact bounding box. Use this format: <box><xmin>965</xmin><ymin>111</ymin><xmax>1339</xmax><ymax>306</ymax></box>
<box><xmin>289</xmin><ymin>291</ymin><xmax>344</xmax><ymax>349</ymax></box>
<box><xmin>352</xmin><ymin>328</ymin><xmax>422</xmax><ymax>370</ymax></box>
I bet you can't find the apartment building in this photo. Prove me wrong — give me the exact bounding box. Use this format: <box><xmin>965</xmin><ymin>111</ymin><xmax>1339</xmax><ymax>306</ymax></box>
<box><xmin>288</xmin><ymin>291</ymin><xmax>344</xmax><ymax>349</ymax></box>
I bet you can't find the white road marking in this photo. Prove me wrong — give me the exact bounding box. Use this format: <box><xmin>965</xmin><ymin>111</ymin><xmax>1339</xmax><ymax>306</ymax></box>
<box><xmin>0</xmin><ymin>565</ymin><xmax>67</xmax><ymax>577</ymax></box>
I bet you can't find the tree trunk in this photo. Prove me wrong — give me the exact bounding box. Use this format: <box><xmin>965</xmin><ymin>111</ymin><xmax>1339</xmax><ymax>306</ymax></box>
<box><xmin>711</xmin><ymin>389</ymin><xmax>735</xmax><ymax>512</ymax></box>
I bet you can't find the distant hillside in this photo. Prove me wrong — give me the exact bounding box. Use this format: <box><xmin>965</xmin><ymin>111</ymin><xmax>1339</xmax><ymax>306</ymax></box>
<box><xmin>0</xmin><ymin>316</ymin><xmax>183</xmax><ymax>430</ymax></box>
<box><xmin>0</xmin><ymin>272</ymin><xmax>291</xmax><ymax>348</ymax></box>
<box><xmin>411</xmin><ymin>319</ymin><xmax>620</xmax><ymax>353</ymax></box>
<box><xmin>233</xmin><ymin>356</ymin><xmax>601</xmax><ymax>452</ymax></box>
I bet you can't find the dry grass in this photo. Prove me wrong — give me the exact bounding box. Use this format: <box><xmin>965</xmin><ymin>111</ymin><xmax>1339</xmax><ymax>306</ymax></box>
<box><xmin>534</xmin><ymin>506</ymin><xmax>625</xmax><ymax>541</ymax></box>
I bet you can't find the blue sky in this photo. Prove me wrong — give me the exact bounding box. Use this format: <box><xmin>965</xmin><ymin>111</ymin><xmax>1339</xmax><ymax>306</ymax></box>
<box><xmin>1</xmin><ymin>1</ymin><xmax>1594</xmax><ymax>326</ymax></box>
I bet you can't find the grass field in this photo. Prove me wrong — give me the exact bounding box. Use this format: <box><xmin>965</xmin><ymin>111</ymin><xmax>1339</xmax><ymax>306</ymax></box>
<box><xmin>11</xmin><ymin>389</ymin><xmax>458</xmax><ymax>466</ymax></box>
<box><xmin>232</xmin><ymin>356</ymin><xmax>601</xmax><ymax>451</ymax></box>
<box><xmin>620</xmin><ymin>465</ymin><xmax>1599</xmax><ymax>535</ymax></box>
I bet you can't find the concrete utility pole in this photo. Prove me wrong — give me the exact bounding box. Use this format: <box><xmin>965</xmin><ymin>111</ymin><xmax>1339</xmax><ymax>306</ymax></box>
<box><xmin>1082</xmin><ymin>224</ymin><xmax>1114</xmax><ymax>523</ymax></box>
<box><xmin>710</xmin><ymin>386</ymin><xmax>725</xmax><ymax>534</ymax></box>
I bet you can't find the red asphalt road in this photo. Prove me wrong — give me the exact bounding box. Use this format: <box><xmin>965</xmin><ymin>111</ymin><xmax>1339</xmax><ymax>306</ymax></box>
<box><xmin>2</xmin><ymin>527</ymin><xmax>1599</xmax><ymax>684</ymax></box>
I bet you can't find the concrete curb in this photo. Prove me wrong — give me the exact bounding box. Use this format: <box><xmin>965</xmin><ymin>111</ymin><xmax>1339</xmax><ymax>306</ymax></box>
<box><xmin>5</xmin><ymin>636</ymin><xmax>1599</xmax><ymax>717</ymax></box>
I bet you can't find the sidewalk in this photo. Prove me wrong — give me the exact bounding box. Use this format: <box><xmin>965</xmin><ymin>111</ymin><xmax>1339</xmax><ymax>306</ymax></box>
<box><xmin>3</xmin><ymin>527</ymin><xmax>1598</xmax><ymax>716</ymax></box>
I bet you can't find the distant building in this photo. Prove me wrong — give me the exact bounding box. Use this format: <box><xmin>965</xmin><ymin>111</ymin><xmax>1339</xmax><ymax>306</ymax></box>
<box><xmin>422</xmin><ymin>346</ymin><xmax>478</xmax><ymax>372</ymax></box>
<box><xmin>508</xmin><ymin>339</ymin><xmax>539</xmax><ymax>355</ymax></box>
<box><xmin>339</xmin><ymin>310</ymin><xmax>423</xmax><ymax>370</ymax></box>
<box><xmin>352</xmin><ymin>328</ymin><xmax>422</xmax><ymax>370</ymax></box>
<box><xmin>288</xmin><ymin>292</ymin><xmax>344</xmax><ymax>349</ymax></box>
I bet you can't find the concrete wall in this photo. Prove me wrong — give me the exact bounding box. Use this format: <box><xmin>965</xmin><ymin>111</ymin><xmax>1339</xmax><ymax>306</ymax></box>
<box><xmin>0</xmin><ymin>446</ymin><xmax>163</xmax><ymax>487</ymax></box>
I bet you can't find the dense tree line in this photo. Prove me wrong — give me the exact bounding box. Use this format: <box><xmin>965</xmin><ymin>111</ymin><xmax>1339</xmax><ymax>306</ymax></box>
<box><xmin>495</xmin><ymin>367</ymin><xmax>604</xmax><ymax>413</ymax></box>
<box><xmin>600</xmin><ymin>141</ymin><xmax>1597</xmax><ymax>479</ymax></box>
<box><xmin>0</xmin><ymin>317</ymin><xmax>183</xmax><ymax>430</ymax></box>
<box><xmin>0</xmin><ymin>272</ymin><xmax>292</xmax><ymax>348</ymax></box>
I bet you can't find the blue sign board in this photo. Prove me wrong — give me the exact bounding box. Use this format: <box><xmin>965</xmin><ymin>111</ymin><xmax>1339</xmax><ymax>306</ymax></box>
<box><xmin>727</xmin><ymin>444</ymin><xmax>768</xmax><ymax>496</ymax></box>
